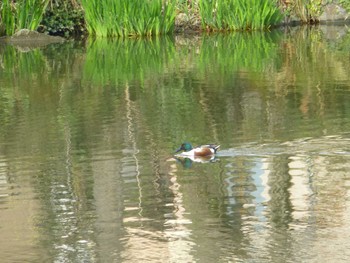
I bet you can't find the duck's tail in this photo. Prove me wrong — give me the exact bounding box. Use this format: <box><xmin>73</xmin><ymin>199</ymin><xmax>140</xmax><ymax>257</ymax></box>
<box><xmin>213</xmin><ymin>145</ymin><xmax>220</xmax><ymax>153</ymax></box>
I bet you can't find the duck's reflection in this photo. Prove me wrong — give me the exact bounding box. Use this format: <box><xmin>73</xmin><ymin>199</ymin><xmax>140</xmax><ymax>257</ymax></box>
<box><xmin>175</xmin><ymin>155</ymin><xmax>219</xmax><ymax>168</ymax></box>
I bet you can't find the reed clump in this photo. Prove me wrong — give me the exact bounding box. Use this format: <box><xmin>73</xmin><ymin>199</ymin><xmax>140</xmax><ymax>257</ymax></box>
<box><xmin>80</xmin><ymin>0</ymin><xmax>176</xmax><ymax>37</ymax></box>
<box><xmin>199</xmin><ymin>0</ymin><xmax>283</xmax><ymax>31</ymax></box>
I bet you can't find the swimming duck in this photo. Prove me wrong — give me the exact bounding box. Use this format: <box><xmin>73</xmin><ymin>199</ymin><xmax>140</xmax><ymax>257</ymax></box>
<box><xmin>175</xmin><ymin>142</ymin><xmax>220</xmax><ymax>157</ymax></box>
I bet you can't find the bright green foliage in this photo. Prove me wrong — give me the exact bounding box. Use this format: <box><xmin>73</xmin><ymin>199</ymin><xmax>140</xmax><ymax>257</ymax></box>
<box><xmin>199</xmin><ymin>0</ymin><xmax>283</xmax><ymax>31</ymax></box>
<box><xmin>80</xmin><ymin>0</ymin><xmax>176</xmax><ymax>37</ymax></box>
<box><xmin>0</xmin><ymin>0</ymin><xmax>49</xmax><ymax>36</ymax></box>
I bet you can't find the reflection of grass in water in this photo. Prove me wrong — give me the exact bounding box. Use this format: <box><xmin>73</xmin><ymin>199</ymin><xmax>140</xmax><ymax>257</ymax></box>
<box><xmin>0</xmin><ymin>45</ymin><xmax>47</xmax><ymax>76</ymax></box>
<box><xmin>83</xmin><ymin>32</ymin><xmax>282</xmax><ymax>87</ymax></box>
<box><xmin>274</xmin><ymin>27</ymin><xmax>350</xmax><ymax>89</ymax></box>
<box><xmin>83</xmin><ymin>37</ymin><xmax>176</xmax><ymax>86</ymax></box>
<box><xmin>198</xmin><ymin>31</ymin><xmax>283</xmax><ymax>76</ymax></box>
<box><xmin>0</xmin><ymin>42</ymin><xmax>84</xmax><ymax>126</ymax></box>
<box><xmin>0</xmin><ymin>45</ymin><xmax>49</xmax><ymax>134</ymax></box>
<box><xmin>0</xmin><ymin>45</ymin><xmax>47</xmax><ymax>102</ymax></box>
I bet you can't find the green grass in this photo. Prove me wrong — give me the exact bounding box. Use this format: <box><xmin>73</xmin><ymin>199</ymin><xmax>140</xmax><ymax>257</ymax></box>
<box><xmin>0</xmin><ymin>0</ymin><xmax>49</xmax><ymax>36</ymax></box>
<box><xmin>199</xmin><ymin>0</ymin><xmax>283</xmax><ymax>31</ymax></box>
<box><xmin>80</xmin><ymin>0</ymin><xmax>176</xmax><ymax>37</ymax></box>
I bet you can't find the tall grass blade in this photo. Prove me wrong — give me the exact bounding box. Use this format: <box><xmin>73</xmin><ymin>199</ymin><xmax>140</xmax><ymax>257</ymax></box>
<box><xmin>0</xmin><ymin>0</ymin><xmax>49</xmax><ymax>36</ymax></box>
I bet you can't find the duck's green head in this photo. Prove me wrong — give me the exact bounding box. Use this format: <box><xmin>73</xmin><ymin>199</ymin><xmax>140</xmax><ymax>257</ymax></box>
<box><xmin>175</xmin><ymin>142</ymin><xmax>193</xmax><ymax>153</ymax></box>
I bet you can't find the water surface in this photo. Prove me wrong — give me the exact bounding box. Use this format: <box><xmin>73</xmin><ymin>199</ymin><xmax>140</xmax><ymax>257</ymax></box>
<box><xmin>1</xmin><ymin>26</ymin><xmax>350</xmax><ymax>262</ymax></box>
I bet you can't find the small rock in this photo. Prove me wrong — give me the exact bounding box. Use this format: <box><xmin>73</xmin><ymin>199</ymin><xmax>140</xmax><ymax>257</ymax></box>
<box><xmin>10</xmin><ymin>29</ymin><xmax>65</xmax><ymax>43</ymax></box>
<box><xmin>319</xmin><ymin>4</ymin><xmax>349</xmax><ymax>22</ymax></box>
<box><xmin>13</xmin><ymin>29</ymin><xmax>38</xmax><ymax>37</ymax></box>
<box><xmin>0</xmin><ymin>29</ymin><xmax>65</xmax><ymax>51</ymax></box>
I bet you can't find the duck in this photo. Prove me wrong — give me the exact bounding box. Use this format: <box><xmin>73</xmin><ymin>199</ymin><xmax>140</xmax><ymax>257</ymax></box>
<box><xmin>175</xmin><ymin>142</ymin><xmax>220</xmax><ymax>157</ymax></box>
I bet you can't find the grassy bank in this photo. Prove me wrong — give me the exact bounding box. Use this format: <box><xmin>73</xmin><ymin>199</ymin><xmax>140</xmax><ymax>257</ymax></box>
<box><xmin>0</xmin><ymin>0</ymin><xmax>349</xmax><ymax>37</ymax></box>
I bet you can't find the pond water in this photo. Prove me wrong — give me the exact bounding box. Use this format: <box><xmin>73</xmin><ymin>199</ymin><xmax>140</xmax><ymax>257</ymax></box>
<box><xmin>1</xmin><ymin>25</ymin><xmax>350</xmax><ymax>262</ymax></box>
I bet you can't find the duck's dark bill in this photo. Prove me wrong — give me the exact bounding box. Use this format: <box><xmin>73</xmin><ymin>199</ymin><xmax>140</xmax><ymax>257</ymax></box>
<box><xmin>175</xmin><ymin>146</ymin><xmax>182</xmax><ymax>153</ymax></box>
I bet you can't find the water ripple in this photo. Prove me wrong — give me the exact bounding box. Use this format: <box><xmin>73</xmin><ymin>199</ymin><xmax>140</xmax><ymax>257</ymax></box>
<box><xmin>219</xmin><ymin>134</ymin><xmax>350</xmax><ymax>158</ymax></box>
